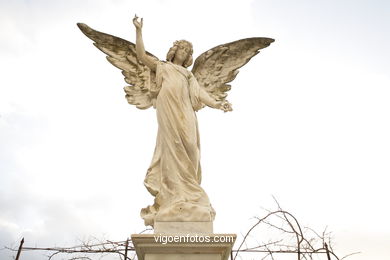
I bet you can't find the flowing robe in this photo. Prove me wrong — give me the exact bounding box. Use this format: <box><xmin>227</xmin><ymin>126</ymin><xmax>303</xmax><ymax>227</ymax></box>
<box><xmin>140</xmin><ymin>61</ymin><xmax>215</xmax><ymax>226</ymax></box>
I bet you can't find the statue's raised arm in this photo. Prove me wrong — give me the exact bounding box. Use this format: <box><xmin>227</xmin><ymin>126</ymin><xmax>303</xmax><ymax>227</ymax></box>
<box><xmin>132</xmin><ymin>15</ymin><xmax>158</xmax><ymax>72</ymax></box>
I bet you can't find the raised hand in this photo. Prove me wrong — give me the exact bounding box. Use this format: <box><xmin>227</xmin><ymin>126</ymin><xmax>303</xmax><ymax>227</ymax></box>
<box><xmin>132</xmin><ymin>14</ymin><xmax>143</xmax><ymax>30</ymax></box>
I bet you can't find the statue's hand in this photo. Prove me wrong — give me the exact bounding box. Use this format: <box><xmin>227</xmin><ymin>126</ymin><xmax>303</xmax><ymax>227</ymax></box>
<box><xmin>220</xmin><ymin>100</ymin><xmax>233</xmax><ymax>112</ymax></box>
<box><xmin>132</xmin><ymin>15</ymin><xmax>143</xmax><ymax>30</ymax></box>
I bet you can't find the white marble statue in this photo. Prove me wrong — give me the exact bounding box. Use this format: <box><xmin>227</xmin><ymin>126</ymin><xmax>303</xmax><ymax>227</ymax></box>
<box><xmin>77</xmin><ymin>16</ymin><xmax>274</xmax><ymax>227</ymax></box>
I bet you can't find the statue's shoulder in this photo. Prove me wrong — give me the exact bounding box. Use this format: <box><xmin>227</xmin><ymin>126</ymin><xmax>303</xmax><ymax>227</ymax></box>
<box><xmin>157</xmin><ymin>60</ymin><xmax>170</xmax><ymax>70</ymax></box>
<box><xmin>155</xmin><ymin>60</ymin><xmax>168</xmax><ymax>74</ymax></box>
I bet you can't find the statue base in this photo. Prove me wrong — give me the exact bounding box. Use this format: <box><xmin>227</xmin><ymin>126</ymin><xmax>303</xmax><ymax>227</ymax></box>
<box><xmin>154</xmin><ymin>221</ymin><xmax>213</xmax><ymax>234</ymax></box>
<box><xmin>132</xmin><ymin>233</ymin><xmax>236</xmax><ymax>260</ymax></box>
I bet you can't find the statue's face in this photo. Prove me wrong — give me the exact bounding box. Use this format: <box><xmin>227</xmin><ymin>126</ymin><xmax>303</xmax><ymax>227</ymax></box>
<box><xmin>175</xmin><ymin>45</ymin><xmax>191</xmax><ymax>64</ymax></box>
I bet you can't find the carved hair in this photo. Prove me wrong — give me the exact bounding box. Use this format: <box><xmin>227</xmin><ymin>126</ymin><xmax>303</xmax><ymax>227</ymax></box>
<box><xmin>166</xmin><ymin>40</ymin><xmax>193</xmax><ymax>68</ymax></box>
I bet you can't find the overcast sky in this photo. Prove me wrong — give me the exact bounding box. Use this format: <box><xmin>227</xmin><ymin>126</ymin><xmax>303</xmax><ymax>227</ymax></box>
<box><xmin>1</xmin><ymin>0</ymin><xmax>389</xmax><ymax>259</ymax></box>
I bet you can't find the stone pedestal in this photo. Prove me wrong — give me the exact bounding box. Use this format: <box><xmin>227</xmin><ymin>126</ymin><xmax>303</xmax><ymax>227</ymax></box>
<box><xmin>132</xmin><ymin>233</ymin><xmax>236</xmax><ymax>260</ymax></box>
<box><xmin>154</xmin><ymin>221</ymin><xmax>213</xmax><ymax>234</ymax></box>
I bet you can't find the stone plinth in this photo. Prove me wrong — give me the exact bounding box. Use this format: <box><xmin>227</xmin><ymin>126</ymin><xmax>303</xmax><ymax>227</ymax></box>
<box><xmin>132</xmin><ymin>234</ymin><xmax>236</xmax><ymax>260</ymax></box>
<box><xmin>154</xmin><ymin>221</ymin><xmax>213</xmax><ymax>234</ymax></box>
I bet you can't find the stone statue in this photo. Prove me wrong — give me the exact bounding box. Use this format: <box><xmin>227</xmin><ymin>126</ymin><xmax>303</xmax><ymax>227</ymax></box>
<box><xmin>77</xmin><ymin>16</ymin><xmax>274</xmax><ymax>228</ymax></box>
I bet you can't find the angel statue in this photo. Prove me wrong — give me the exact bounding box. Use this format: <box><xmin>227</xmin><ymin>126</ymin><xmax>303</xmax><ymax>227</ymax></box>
<box><xmin>77</xmin><ymin>15</ymin><xmax>274</xmax><ymax>228</ymax></box>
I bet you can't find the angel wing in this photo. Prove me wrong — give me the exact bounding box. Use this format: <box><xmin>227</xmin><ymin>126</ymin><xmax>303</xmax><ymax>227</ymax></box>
<box><xmin>192</xmin><ymin>37</ymin><xmax>274</xmax><ymax>107</ymax></box>
<box><xmin>77</xmin><ymin>23</ymin><xmax>159</xmax><ymax>109</ymax></box>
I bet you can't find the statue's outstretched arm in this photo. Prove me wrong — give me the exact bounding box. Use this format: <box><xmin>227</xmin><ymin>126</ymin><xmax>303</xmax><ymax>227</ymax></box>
<box><xmin>197</xmin><ymin>78</ymin><xmax>232</xmax><ymax>112</ymax></box>
<box><xmin>199</xmin><ymin>87</ymin><xmax>220</xmax><ymax>109</ymax></box>
<box><xmin>133</xmin><ymin>15</ymin><xmax>157</xmax><ymax>72</ymax></box>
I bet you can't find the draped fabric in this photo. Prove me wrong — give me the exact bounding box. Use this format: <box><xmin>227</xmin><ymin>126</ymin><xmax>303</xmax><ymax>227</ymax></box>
<box><xmin>140</xmin><ymin>62</ymin><xmax>215</xmax><ymax>226</ymax></box>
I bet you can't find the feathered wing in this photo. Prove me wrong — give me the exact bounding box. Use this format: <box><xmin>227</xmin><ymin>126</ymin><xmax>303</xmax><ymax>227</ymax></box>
<box><xmin>192</xmin><ymin>37</ymin><xmax>274</xmax><ymax>107</ymax></box>
<box><xmin>77</xmin><ymin>23</ymin><xmax>159</xmax><ymax>109</ymax></box>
